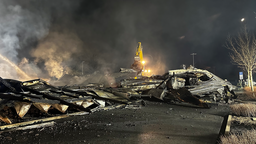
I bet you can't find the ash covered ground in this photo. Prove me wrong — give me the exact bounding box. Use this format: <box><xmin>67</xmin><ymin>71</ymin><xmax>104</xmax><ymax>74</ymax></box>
<box><xmin>0</xmin><ymin>101</ymin><xmax>230</xmax><ymax>144</ymax></box>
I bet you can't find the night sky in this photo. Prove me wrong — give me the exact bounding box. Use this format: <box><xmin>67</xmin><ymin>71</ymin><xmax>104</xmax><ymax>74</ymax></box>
<box><xmin>1</xmin><ymin>0</ymin><xmax>256</xmax><ymax>82</ymax></box>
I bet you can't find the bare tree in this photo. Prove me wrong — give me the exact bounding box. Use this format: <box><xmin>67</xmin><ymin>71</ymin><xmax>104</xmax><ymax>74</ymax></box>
<box><xmin>226</xmin><ymin>27</ymin><xmax>256</xmax><ymax>91</ymax></box>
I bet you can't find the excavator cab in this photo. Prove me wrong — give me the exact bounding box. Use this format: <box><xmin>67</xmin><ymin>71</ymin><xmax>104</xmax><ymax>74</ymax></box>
<box><xmin>131</xmin><ymin>42</ymin><xmax>145</xmax><ymax>76</ymax></box>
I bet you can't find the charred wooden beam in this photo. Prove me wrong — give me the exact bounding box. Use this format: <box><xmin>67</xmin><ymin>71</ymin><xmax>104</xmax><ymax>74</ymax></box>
<box><xmin>21</xmin><ymin>87</ymin><xmax>91</xmax><ymax>112</ymax></box>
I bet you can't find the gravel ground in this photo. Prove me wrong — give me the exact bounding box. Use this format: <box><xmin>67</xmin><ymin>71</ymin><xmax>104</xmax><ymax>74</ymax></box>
<box><xmin>0</xmin><ymin>101</ymin><xmax>230</xmax><ymax>144</ymax></box>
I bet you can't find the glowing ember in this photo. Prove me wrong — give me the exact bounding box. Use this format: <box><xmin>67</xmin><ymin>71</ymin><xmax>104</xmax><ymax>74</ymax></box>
<box><xmin>0</xmin><ymin>53</ymin><xmax>31</xmax><ymax>80</ymax></box>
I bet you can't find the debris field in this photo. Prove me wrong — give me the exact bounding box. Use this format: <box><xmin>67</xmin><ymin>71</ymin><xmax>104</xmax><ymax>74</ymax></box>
<box><xmin>0</xmin><ymin>67</ymin><xmax>236</xmax><ymax>130</ymax></box>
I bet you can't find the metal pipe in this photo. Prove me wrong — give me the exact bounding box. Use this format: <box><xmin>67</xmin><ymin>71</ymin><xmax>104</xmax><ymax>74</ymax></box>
<box><xmin>191</xmin><ymin>53</ymin><xmax>197</xmax><ymax>67</ymax></box>
<box><xmin>82</xmin><ymin>61</ymin><xmax>85</xmax><ymax>75</ymax></box>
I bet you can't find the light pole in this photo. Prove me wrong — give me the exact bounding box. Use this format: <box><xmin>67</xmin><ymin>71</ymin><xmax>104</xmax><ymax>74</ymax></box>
<box><xmin>82</xmin><ymin>61</ymin><xmax>85</xmax><ymax>75</ymax></box>
<box><xmin>191</xmin><ymin>53</ymin><xmax>197</xmax><ymax>68</ymax></box>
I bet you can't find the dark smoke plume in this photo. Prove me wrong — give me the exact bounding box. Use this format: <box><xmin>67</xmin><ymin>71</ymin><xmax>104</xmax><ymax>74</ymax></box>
<box><xmin>0</xmin><ymin>0</ymin><xmax>255</xmax><ymax>82</ymax></box>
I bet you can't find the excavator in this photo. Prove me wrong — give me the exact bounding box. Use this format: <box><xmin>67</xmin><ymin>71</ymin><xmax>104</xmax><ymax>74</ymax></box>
<box><xmin>120</xmin><ymin>42</ymin><xmax>151</xmax><ymax>77</ymax></box>
<box><xmin>131</xmin><ymin>42</ymin><xmax>146</xmax><ymax>76</ymax></box>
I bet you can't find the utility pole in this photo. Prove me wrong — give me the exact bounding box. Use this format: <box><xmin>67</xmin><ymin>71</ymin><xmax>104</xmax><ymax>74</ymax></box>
<box><xmin>82</xmin><ymin>61</ymin><xmax>85</xmax><ymax>75</ymax></box>
<box><xmin>191</xmin><ymin>53</ymin><xmax>197</xmax><ymax>67</ymax></box>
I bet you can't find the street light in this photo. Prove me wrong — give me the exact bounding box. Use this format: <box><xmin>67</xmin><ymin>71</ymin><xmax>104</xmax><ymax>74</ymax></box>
<box><xmin>191</xmin><ymin>53</ymin><xmax>197</xmax><ymax>68</ymax></box>
<box><xmin>82</xmin><ymin>61</ymin><xmax>85</xmax><ymax>75</ymax></box>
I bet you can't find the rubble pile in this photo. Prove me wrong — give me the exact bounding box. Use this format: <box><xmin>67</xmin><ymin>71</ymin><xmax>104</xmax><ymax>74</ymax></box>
<box><xmin>167</xmin><ymin>69</ymin><xmax>236</xmax><ymax>102</ymax></box>
<box><xmin>0</xmin><ymin>68</ymin><xmax>236</xmax><ymax>127</ymax></box>
<box><xmin>0</xmin><ymin>78</ymin><xmax>132</xmax><ymax>125</ymax></box>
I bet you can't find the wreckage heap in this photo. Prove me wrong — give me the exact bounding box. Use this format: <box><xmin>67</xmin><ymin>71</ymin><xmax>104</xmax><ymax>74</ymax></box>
<box><xmin>0</xmin><ymin>78</ymin><xmax>133</xmax><ymax>125</ymax></box>
<box><xmin>0</xmin><ymin>68</ymin><xmax>236</xmax><ymax>127</ymax></box>
<box><xmin>168</xmin><ymin>68</ymin><xmax>236</xmax><ymax>101</ymax></box>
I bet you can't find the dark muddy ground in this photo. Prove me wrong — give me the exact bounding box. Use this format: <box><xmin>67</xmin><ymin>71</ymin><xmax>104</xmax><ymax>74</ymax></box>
<box><xmin>0</xmin><ymin>101</ymin><xmax>230</xmax><ymax>144</ymax></box>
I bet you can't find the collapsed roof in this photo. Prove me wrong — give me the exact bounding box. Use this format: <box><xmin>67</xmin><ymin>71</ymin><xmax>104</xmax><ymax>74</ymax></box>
<box><xmin>0</xmin><ymin>68</ymin><xmax>236</xmax><ymax>128</ymax></box>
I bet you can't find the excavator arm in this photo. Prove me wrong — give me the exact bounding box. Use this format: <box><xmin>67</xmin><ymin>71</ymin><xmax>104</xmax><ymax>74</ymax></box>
<box><xmin>131</xmin><ymin>42</ymin><xmax>145</xmax><ymax>76</ymax></box>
